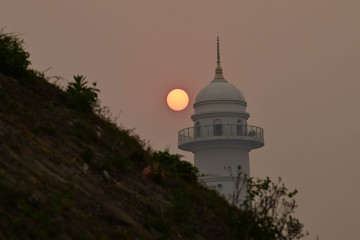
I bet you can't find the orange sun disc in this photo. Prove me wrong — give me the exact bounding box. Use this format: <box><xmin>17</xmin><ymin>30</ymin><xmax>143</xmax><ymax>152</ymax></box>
<box><xmin>167</xmin><ymin>89</ymin><xmax>189</xmax><ymax>111</ymax></box>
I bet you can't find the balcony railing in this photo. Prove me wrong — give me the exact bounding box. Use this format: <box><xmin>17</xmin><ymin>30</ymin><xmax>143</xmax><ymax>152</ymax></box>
<box><xmin>178</xmin><ymin>124</ymin><xmax>264</xmax><ymax>145</ymax></box>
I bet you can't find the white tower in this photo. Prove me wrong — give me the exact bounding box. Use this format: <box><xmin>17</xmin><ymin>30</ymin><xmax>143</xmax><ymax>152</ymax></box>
<box><xmin>178</xmin><ymin>38</ymin><xmax>264</xmax><ymax>202</ymax></box>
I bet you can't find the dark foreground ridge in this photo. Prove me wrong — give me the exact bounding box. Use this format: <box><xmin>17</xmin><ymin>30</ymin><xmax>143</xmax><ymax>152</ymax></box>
<box><xmin>0</xmin><ymin>73</ymin><xmax>239</xmax><ymax>239</ymax></box>
<box><xmin>0</xmin><ymin>31</ymin><xmax>307</xmax><ymax>240</ymax></box>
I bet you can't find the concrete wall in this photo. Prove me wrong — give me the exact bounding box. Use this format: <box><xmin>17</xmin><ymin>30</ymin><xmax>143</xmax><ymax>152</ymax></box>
<box><xmin>193</xmin><ymin>101</ymin><xmax>247</xmax><ymax>113</ymax></box>
<box><xmin>193</xmin><ymin>116</ymin><xmax>248</xmax><ymax>126</ymax></box>
<box><xmin>192</xmin><ymin>100</ymin><xmax>249</xmax><ymax>127</ymax></box>
<box><xmin>194</xmin><ymin>147</ymin><xmax>250</xmax><ymax>202</ymax></box>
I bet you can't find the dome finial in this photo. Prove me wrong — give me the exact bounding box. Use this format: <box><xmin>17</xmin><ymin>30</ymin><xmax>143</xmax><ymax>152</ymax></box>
<box><xmin>214</xmin><ymin>36</ymin><xmax>225</xmax><ymax>81</ymax></box>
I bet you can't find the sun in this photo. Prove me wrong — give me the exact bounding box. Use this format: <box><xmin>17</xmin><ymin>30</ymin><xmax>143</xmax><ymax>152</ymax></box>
<box><xmin>167</xmin><ymin>89</ymin><xmax>189</xmax><ymax>111</ymax></box>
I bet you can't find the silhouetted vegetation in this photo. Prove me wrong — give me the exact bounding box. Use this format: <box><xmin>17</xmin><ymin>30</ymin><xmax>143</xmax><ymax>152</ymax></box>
<box><xmin>0</xmin><ymin>29</ymin><xmax>44</xmax><ymax>84</ymax></box>
<box><xmin>0</xmin><ymin>29</ymin><xmax>29</xmax><ymax>79</ymax></box>
<box><xmin>228</xmin><ymin>167</ymin><xmax>308</xmax><ymax>240</ymax></box>
<box><xmin>150</xmin><ymin>150</ymin><xmax>199</xmax><ymax>184</ymax></box>
<box><xmin>66</xmin><ymin>75</ymin><xmax>100</xmax><ymax>113</ymax></box>
<box><xmin>0</xmin><ymin>30</ymin><xmax>308</xmax><ymax>240</ymax></box>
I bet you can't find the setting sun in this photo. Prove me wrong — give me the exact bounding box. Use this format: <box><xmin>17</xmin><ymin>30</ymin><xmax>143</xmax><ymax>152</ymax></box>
<box><xmin>166</xmin><ymin>89</ymin><xmax>189</xmax><ymax>111</ymax></box>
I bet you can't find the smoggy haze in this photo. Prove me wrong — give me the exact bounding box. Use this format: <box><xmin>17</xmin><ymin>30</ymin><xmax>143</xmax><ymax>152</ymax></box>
<box><xmin>1</xmin><ymin>1</ymin><xmax>360</xmax><ymax>239</ymax></box>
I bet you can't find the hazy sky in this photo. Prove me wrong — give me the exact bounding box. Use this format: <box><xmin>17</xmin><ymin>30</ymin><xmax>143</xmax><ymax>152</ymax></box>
<box><xmin>2</xmin><ymin>1</ymin><xmax>360</xmax><ymax>239</ymax></box>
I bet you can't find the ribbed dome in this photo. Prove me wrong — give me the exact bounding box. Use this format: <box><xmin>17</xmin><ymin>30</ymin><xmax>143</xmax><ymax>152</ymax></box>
<box><xmin>195</xmin><ymin>79</ymin><xmax>245</xmax><ymax>104</ymax></box>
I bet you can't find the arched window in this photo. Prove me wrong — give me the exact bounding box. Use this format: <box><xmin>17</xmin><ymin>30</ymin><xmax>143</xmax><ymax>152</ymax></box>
<box><xmin>213</xmin><ymin>119</ymin><xmax>222</xmax><ymax>136</ymax></box>
<box><xmin>195</xmin><ymin>121</ymin><xmax>200</xmax><ymax>137</ymax></box>
<box><xmin>237</xmin><ymin>119</ymin><xmax>243</xmax><ymax>136</ymax></box>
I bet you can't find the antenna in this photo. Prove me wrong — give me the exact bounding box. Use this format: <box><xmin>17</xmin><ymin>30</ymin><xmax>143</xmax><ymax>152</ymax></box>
<box><xmin>217</xmin><ymin>36</ymin><xmax>220</xmax><ymax>64</ymax></box>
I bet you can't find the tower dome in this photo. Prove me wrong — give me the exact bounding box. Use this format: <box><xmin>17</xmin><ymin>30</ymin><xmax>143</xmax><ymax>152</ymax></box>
<box><xmin>195</xmin><ymin>80</ymin><xmax>246</xmax><ymax>104</ymax></box>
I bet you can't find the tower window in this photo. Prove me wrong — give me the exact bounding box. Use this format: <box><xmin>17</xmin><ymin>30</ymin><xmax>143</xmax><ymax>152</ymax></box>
<box><xmin>213</xmin><ymin>119</ymin><xmax>222</xmax><ymax>136</ymax></box>
<box><xmin>217</xmin><ymin>183</ymin><xmax>222</xmax><ymax>189</ymax></box>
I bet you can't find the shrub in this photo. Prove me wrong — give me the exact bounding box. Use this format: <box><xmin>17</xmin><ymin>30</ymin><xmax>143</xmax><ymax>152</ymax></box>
<box><xmin>0</xmin><ymin>30</ymin><xmax>30</xmax><ymax>79</ymax></box>
<box><xmin>0</xmin><ymin>29</ymin><xmax>43</xmax><ymax>83</ymax></box>
<box><xmin>150</xmin><ymin>150</ymin><xmax>198</xmax><ymax>183</ymax></box>
<box><xmin>65</xmin><ymin>75</ymin><xmax>99</xmax><ymax>113</ymax></box>
<box><xmin>236</xmin><ymin>177</ymin><xmax>308</xmax><ymax>240</ymax></box>
<box><xmin>171</xmin><ymin>160</ymin><xmax>199</xmax><ymax>182</ymax></box>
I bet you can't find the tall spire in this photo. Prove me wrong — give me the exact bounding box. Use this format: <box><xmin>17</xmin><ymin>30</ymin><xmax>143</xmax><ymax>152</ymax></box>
<box><xmin>214</xmin><ymin>36</ymin><xmax>225</xmax><ymax>81</ymax></box>
<box><xmin>217</xmin><ymin>36</ymin><xmax>220</xmax><ymax>64</ymax></box>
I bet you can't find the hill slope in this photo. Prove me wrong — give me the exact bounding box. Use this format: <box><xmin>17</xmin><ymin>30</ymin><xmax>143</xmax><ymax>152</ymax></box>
<box><xmin>0</xmin><ymin>31</ymin><xmax>307</xmax><ymax>240</ymax></box>
<box><xmin>0</xmin><ymin>73</ymin><xmax>237</xmax><ymax>240</ymax></box>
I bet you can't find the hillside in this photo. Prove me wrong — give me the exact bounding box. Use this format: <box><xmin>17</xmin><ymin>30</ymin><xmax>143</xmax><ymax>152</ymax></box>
<box><xmin>0</xmin><ymin>31</ymin><xmax>307</xmax><ymax>240</ymax></box>
<box><xmin>0</xmin><ymin>72</ymin><xmax>240</xmax><ymax>239</ymax></box>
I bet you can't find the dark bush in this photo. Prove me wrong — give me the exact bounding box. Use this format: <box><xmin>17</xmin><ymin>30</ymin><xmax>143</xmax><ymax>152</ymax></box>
<box><xmin>65</xmin><ymin>75</ymin><xmax>99</xmax><ymax>113</ymax></box>
<box><xmin>236</xmin><ymin>177</ymin><xmax>308</xmax><ymax>240</ymax></box>
<box><xmin>0</xmin><ymin>29</ymin><xmax>43</xmax><ymax>84</ymax></box>
<box><xmin>0</xmin><ymin>30</ymin><xmax>30</xmax><ymax>79</ymax></box>
<box><xmin>150</xmin><ymin>150</ymin><xmax>198</xmax><ymax>183</ymax></box>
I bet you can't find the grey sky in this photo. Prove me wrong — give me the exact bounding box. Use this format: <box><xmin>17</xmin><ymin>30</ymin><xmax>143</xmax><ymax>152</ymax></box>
<box><xmin>2</xmin><ymin>1</ymin><xmax>360</xmax><ymax>239</ymax></box>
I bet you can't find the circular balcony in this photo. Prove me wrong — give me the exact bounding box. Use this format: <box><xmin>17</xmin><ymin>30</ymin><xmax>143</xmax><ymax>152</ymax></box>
<box><xmin>178</xmin><ymin>124</ymin><xmax>264</xmax><ymax>151</ymax></box>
